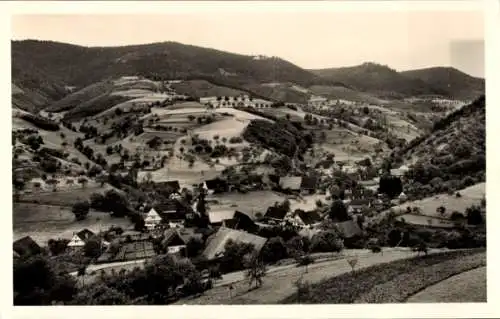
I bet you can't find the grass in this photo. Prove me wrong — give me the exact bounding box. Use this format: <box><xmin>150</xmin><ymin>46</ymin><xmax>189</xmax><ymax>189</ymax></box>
<box><xmin>393</xmin><ymin>183</ymin><xmax>485</xmax><ymax>218</ymax></box>
<box><xmin>281</xmin><ymin>249</ymin><xmax>484</xmax><ymax>304</ymax></box>
<box><xmin>171</xmin><ymin>79</ymin><xmax>246</xmax><ymax>98</ymax></box>
<box><xmin>406</xmin><ymin>266</ymin><xmax>486</xmax><ymax>303</ymax></box>
<box><xmin>354</xmin><ymin>251</ymin><xmax>486</xmax><ymax>303</ymax></box>
<box><xmin>19</xmin><ymin>185</ymin><xmax>115</xmax><ymax>206</ymax></box>
<box><xmin>13</xmin><ymin>203</ymin><xmax>133</xmax><ymax>245</ymax></box>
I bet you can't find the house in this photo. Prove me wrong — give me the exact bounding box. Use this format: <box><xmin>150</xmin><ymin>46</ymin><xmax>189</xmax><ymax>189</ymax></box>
<box><xmin>398</xmin><ymin>192</ymin><xmax>408</xmax><ymax>203</ymax></box>
<box><xmin>222</xmin><ymin>211</ymin><xmax>259</xmax><ymax>233</ymax></box>
<box><xmin>208</xmin><ymin>210</ymin><xmax>235</xmax><ymax>226</ymax></box>
<box><xmin>144</xmin><ymin>208</ymin><xmax>162</xmax><ymax>230</ymax></box>
<box><xmin>297</xmin><ymin>210</ymin><xmax>323</xmax><ymax>226</ymax></box>
<box><xmin>155</xmin><ymin>200</ymin><xmax>190</xmax><ymax>224</ymax></box>
<box><xmin>300</xmin><ymin>176</ymin><xmax>318</xmax><ymax>195</ymax></box>
<box><xmin>335</xmin><ymin>220</ymin><xmax>363</xmax><ymax>239</ymax></box>
<box><xmin>390</xmin><ymin>165</ymin><xmax>410</xmax><ymax>177</ymax></box>
<box><xmin>264</xmin><ymin>206</ymin><xmax>288</xmax><ymax>222</ymax></box>
<box><xmin>348</xmin><ymin>199</ymin><xmax>371</xmax><ymax>213</ymax></box>
<box><xmin>202</xmin><ymin>227</ymin><xmax>268</xmax><ymax>260</ymax></box>
<box><xmin>13</xmin><ymin>236</ymin><xmax>42</xmax><ymax>257</ymax></box>
<box><xmin>204</xmin><ymin>178</ymin><xmax>229</xmax><ymax>193</ymax></box>
<box><xmin>67</xmin><ymin>229</ymin><xmax>97</xmax><ymax>249</ymax></box>
<box><xmin>279</xmin><ymin>176</ymin><xmax>302</xmax><ymax>192</ymax></box>
<box><xmin>162</xmin><ymin>229</ymin><xmax>189</xmax><ymax>257</ymax></box>
<box><xmin>156</xmin><ymin>180</ymin><xmax>181</xmax><ymax>194</ymax></box>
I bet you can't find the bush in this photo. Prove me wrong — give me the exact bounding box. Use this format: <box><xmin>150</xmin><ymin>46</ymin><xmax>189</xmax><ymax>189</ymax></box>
<box><xmin>310</xmin><ymin>231</ymin><xmax>344</xmax><ymax>253</ymax></box>
<box><xmin>72</xmin><ymin>201</ymin><xmax>90</xmax><ymax>221</ymax></box>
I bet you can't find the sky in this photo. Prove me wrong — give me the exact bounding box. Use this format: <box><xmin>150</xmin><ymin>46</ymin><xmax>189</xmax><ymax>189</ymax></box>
<box><xmin>11</xmin><ymin>9</ymin><xmax>485</xmax><ymax>77</ymax></box>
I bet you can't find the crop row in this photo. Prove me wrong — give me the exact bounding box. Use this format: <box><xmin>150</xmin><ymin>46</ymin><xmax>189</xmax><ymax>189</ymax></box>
<box><xmin>354</xmin><ymin>252</ymin><xmax>486</xmax><ymax>303</ymax></box>
<box><xmin>281</xmin><ymin>248</ymin><xmax>485</xmax><ymax>304</ymax></box>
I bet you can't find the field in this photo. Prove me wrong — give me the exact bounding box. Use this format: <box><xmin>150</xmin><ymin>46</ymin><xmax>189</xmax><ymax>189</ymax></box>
<box><xmin>13</xmin><ymin>203</ymin><xmax>133</xmax><ymax>245</ymax></box>
<box><xmin>19</xmin><ymin>184</ymin><xmax>117</xmax><ymax>206</ymax></box>
<box><xmin>282</xmin><ymin>249</ymin><xmax>485</xmax><ymax>304</ymax></box>
<box><xmin>396</xmin><ymin>214</ymin><xmax>455</xmax><ymax>228</ymax></box>
<box><xmin>170</xmin><ymin>79</ymin><xmax>246</xmax><ymax>98</ymax></box>
<box><xmin>406</xmin><ymin>266</ymin><xmax>486</xmax><ymax>303</ymax></box>
<box><xmin>393</xmin><ymin>183</ymin><xmax>485</xmax><ymax>217</ymax></box>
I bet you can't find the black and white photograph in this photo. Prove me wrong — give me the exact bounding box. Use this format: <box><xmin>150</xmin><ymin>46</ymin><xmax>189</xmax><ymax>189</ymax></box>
<box><xmin>5</xmin><ymin>0</ymin><xmax>495</xmax><ymax>314</ymax></box>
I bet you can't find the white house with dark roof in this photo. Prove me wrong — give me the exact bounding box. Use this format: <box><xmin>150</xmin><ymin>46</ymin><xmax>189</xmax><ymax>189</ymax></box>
<box><xmin>144</xmin><ymin>208</ymin><xmax>162</xmax><ymax>230</ymax></box>
<box><xmin>67</xmin><ymin>229</ymin><xmax>96</xmax><ymax>249</ymax></box>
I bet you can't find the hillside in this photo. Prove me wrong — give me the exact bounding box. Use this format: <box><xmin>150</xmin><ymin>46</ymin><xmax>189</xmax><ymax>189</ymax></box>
<box><xmin>310</xmin><ymin>62</ymin><xmax>447</xmax><ymax>98</ymax></box>
<box><xmin>12</xmin><ymin>63</ymin><xmax>68</xmax><ymax>113</ymax></box>
<box><xmin>400</xmin><ymin>67</ymin><xmax>484</xmax><ymax>100</ymax></box>
<box><xmin>11</xmin><ymin>40</ymin><xmax>325</xmax><ymax>92</ymax></box>
<box><xmin>397</xmin><ymin>95</ymin><xmax>485</xmax><ymax>196</ymax></box>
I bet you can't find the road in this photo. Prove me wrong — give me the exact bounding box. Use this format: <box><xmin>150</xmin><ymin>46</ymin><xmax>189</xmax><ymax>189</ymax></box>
<box><xmin>176</xmin><ymin>248</ymin><xmax>448</xmax><ymax>305</ymax></box>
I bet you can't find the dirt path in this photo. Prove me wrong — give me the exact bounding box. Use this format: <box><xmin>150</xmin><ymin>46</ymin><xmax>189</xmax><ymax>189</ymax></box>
<box><xmin>176</xmin><ymin>249</ymin><xmax>444</xmax><ymax>305</ymax></box>
<box><xmin>406</xmin><ymin>266</ymin><xmax>486</xmax><ymax>303</ymax></box>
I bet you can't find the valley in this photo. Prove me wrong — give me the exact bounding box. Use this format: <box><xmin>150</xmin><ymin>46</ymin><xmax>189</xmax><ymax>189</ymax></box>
<box><xmin>11</xmin><ymin>39</ymin><xmax>486</xmax><ymax>307</ymax></box>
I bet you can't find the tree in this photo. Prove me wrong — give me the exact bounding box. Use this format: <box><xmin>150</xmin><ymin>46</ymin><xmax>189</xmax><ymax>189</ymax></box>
<box><xmin>14</xmin><ymin>255</ymin><xmax>77</xmax><ymax>305</ymax></box>
<box><xmin>244</xmin><ymin>251</ymin><xmax>266</xmax><ymax>290</ymax></box>
<box><xmin>78</xmin><ymin>177</ymin><xmax>88</xmax><ymax>189</ymax></box>
<box><xmin>378</xmin><ymin>175</ymin><xmax>403</xmax><ymax>198</ymax></box>
<box><xmin>329</xmin><ymin>200</ymin><xmax>350</xmax><ymax>222</ymax></box>
<box><xmin>261</xmin><ymin>236</ymin><xmax>288</xmax><ymax>263</ymax></box>
<box><xmin>84</xmin><ymin>238</ymin><xmax>102</xmax><ymax>258</ymax></box>
<box><xmin>465</xmin><ymin>205</ymin><xmax>483</xmax><ymax>225</ymax></box>
<box><xmin>310</xmin><ymin>231</ymin><xmax>344</xmax><ymax>253</ymax></box>
<box><xmin>436</xmin><ymin>206</ymin><xmax>446</xmax><ymax>216</ymax></box>
<box><xmin>47</xmin><ymin>239</ymin><xmax>70</xmax><ymax>256</ymax></box>
<box><xmin>72</xmin><ymin>201</ymin><xmax>90</xmax><ymax>221</ymax></box>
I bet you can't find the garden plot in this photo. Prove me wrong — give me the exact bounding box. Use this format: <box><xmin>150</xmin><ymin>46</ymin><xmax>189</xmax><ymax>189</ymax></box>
<box><xmin>13</xmin><ymin>203</ymin><xmax>132</xmax><ymax>245</ymax></box>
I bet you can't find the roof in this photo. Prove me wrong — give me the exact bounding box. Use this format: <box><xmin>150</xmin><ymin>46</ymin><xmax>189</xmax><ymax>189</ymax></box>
<box><xmin>349</xmin><ymin>199</ymin><xmax>371</xmax><ymax>207</ymax></box>
<box><xmin>208</xmin><ymin>210</ymin><xmax>235</xmax><ymax>224</ymax></box>
<box><xmin>13</xmin><ymin>236</ymin><xmax>41</xmax><ymax>257</ymax></box>
<box><xmin>279</xmin><ymin>176</ymin><xmax>302</xmax><ymax>190</ymax></box>
<box><xmin>204</xmin><ymin>178</ymin><xmax>228</xmax><ymax>190</ymax></box>
<box><xmin>76</xmin><ymin>229</ymin><xmax>96</xmax><ymax>241</ymax></box>
<box><xmin>264</xmin><ymin>206</ymin><xmax>288</xmax><ymax>220</ymax></box>
<box><xmin>156</xmin><ymin>180</ymin><xmax>181</xmax><ymax>192</ymax></box>
<box><xmin>162</xmin><ymin>229</ymin><xmax>188</xmax><ymax>247</ymax></box>
<box><xmin>335</xmin><ymin>220</ymin><xmax>362</xmax><ymax>238</ymax></box>
<box><xmin>298</xmin><ymin>228</ymin><xmax>322</xmax><ymax>239</ymax></box>
<box><xmin>202</xmin><ymin>227</ymin><xmax>267</xmax><ymax>260</ymax></box>
<box><xmin>297</xmin><ymin>210</ymin><xmax>323</xmax><ymax>225</ymax></box>
<box><xmin>300</xmin><ymin>176</ymin><xmax>318</xmax><ymax>190</ymax></box>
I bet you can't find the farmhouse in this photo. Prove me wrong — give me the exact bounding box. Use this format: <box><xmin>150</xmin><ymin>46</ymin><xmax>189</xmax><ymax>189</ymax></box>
<box><xmin>300</xmin><ymin>176</ymin><xmax>318</xmax><ymax>195</ymax></box>
<box><xmin>145</xmin><ymin>208</ymin><xmax>162</xmax><ymax>230</ymax></box>
<box><xmin>156</xmin><ymin>180</ymin><xmax>181</xmax><ymax>194</ymax></box>
<box><xmin>67</xmin><ymin>229</ymin><xmax>97</xmax><ymax>249</ymax></box>
<box><xmin>279</xmin><ymin>176</ymin><xmax>302</xmax><ymax>192</ymax></box>
<box><xmin>202</xmin><ymin>227</ymin><xmax>267</xmax><ymax>260</ymax></box>
<box><xmin>296</xmin><ymin>210</ymin><xmax>323</xmax><ymax>226</ymax></box>
<box><xmin>222</xmin><ymin>211</ymin><xmax>258</xmax><ymax>233</ymax></box>
<box><xmin>348</xmin><ymin>199</ymin><xmax>371</xmax><ymax>213</ymax></box>
<box><xmin>208</xmin><ymin>210</ymin><xmax>235</xmax><ymax>227</ymax></box>
<box><xmin>264</xmin><ymin>206</ymin><xmax>288</xmax><ymax>222</ymax></box>
<box><xmin>162</xmin><ymin>229</ymin><xmax>189</xmax><ymax>257</ymax></box>
<box><xmin>13</xmin><ymin>236</ymin><xmax>41</xmax><ymax>257</ymax></box>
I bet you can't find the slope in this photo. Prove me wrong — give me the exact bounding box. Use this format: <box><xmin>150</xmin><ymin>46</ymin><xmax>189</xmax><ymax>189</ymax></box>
<box><xmin>397</xmin><ymin>95</ymin><xmax>485</xmax><ymax>195</ymax></box>
<box><xmin>400</xmin><ymin>67</ymin><xmax>484</xmax><ymax>100</ymax></box>
<box><xmin>310</xmin><ymin>62</ymin><xmax>449</xmax><ymax>98</ymax></box>
<box><xmin>12</xmin><ymin>40</ymin><xmax>324</xmax><ymax>91</ymax></box>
